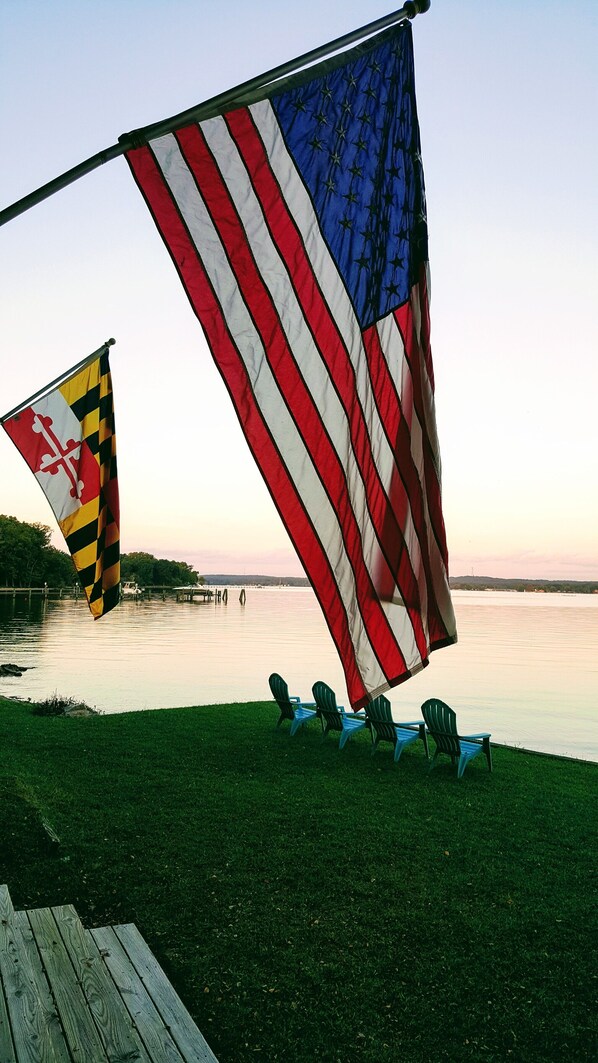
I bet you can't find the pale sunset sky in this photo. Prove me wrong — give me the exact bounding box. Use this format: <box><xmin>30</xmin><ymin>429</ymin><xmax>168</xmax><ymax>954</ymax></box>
<box><xmin>1</xmin><ymin>0</ymin><xmax>596</xmax><ymax>581</ymax></box>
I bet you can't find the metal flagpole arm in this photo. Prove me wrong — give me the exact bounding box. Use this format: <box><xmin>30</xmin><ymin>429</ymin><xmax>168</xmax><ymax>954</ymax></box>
<box><xmin>0</xmin><ymin>1</ymin><xmax>430</xmax><ymax>229</ymax></box>
<box><xmin>0</xmin><ymin>144</ymin><xmax>125</xmax><ymax>229</ymax></box>
<box><xmin>124</xmin><ymin>1</ymin><xmax>431</xmax><ymax>141</ymax></box>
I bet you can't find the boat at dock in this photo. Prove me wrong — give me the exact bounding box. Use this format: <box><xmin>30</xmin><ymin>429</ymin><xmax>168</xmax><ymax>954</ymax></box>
<box><xmin>121</xmin><ymin>581</ymin><xmax>143</xmax><ymax>598</ymax></box>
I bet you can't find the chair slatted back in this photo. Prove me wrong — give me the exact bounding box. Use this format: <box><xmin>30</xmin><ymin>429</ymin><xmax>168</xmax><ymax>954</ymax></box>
<box><xmin>312</xmin><ymin>680</ymin><xmax>343</xmax><ymax>732</ymax></box>
<box><xmin>421</xmin><ymin>698</ymin><xmax>461</xmax><ymax>757</ymax></box>
<box><xmin>366</xmin><ymin>695</ymin><xmax>397</xmax><ymax>744</ymax></box>
<box><xmin>269</xmin><ymin>672</ymin><xmax>295</xmax><ymax>722</ymax></box>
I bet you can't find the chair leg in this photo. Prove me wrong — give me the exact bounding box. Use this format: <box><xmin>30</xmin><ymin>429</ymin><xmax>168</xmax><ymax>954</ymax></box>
<box><xmin>394</xmin><ymin>732</ymin><xmax>418</xmax><ymax>763</ymax></box>
<box><xmin>339</xmin><ymin>728</ymin><xmax>351</xmax><ymax>751</ymax></box>
<box><xmin>419</xmin><ymin>725</ymin><xmax>430</xmax><ymax>759</ymax></box>
<box><xmin>428</xmin><ymin>751</ymin><xmax>440</xmax><ymax>773</ymax></box>
<box><xmin>458</xmin><ymin>749</ymin><xmax>480</xmax><ymax>779</ymax></box>
<box><xmin>484</xmin><ymin>738</ymin><xmax>493</xmax><ymax>772</ymax></box>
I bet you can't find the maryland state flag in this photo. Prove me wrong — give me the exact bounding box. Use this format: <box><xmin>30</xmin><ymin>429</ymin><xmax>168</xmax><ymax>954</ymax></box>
<box><xmin>1</xmin><ymin>341</ymin><xmax>120</xmax><ymax>618</ymax></box>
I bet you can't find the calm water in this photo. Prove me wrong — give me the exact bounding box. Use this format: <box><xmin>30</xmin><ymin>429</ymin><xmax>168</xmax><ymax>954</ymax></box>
<box><xmin>0</xmin><ymin>589</ymin><xmax>596</xmax><ymax>762</ymax></box>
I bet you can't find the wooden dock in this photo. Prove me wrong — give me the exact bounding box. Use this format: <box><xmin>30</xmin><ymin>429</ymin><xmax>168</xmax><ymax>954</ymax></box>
<box><xmin>0</xmin><ymin>587</ymin><xmax>51</xmax><ymax>599</ymax></box>
<box><xmin>174</xmin><ymin>587</ymin><xmax>214</xmax><ymax>603</ymax></box>
<box><xmin>173</xmin><ymin>588</ymin><xmax>229</xmax><ymax>603</ymax></box>
<box><xmin>0</xmin><ymin>884</ymin><xmax>218</xmax><ymax>1062</ymax></box>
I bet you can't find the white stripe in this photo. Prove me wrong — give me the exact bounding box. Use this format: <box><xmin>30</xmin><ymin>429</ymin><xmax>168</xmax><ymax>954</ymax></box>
<box><xmin>150</xmin><ymin>130</ymin><xmax>391</xmax><ymax>690</ymax></box>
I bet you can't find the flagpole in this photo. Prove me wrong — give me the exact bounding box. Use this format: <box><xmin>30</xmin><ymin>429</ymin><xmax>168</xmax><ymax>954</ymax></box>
<box><xmin>0</xmin><ymin>338</ymin><xmax>115</xmax><ymax>423</ymax></box>
<box><xmin>0</xmin><ymin>1</ymin><xmax>430</xmax><ymax>228</ymax></box>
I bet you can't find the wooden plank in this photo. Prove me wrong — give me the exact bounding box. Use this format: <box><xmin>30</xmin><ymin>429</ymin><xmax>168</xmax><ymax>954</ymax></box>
<box><xmin>13</xmin><ymin>914</ymin><xmax>69</xmax><ymax>1063</ymax></box>
<box><xmin>0</xmin><ymin>887</ymin><xmax>17</xmax><ymax>1063</ymax></box>
<box><xmin>113</xmin><ymin>925</ymin><xmax>218</xmax><ymax>1063</ymax></box>
<box><xmin>0</xmin><ymin>953</ymin><xmax>17</xmax><ymax>1063</ymax></box>
<box><xmin>0</xmin><ymin>887</ymin><xmax>58</xmax><ymax>1063</ymax></box>
<box><xmin>27</xmin><ymin>906</ymin><xmax>109</xmax><ymax>1063</ymax></box>
<box><xmin>90</xmin><ymin>928</ymin><xmax>184</xmax><ymax>1063</ymax></box>
<box><xmin>0</xmin><ymin>889</ymin><xmax>15</xmax><ymax>932</ymax></box>
<box><xmin>0</xmin><ymin>889</ymin><xmax>22</xmax><ymax>1063</ymax></box>
<box><xmin>51</xmin><ymin>905</ymin><xmax>149</xmax><ymax>1063</ymax></box>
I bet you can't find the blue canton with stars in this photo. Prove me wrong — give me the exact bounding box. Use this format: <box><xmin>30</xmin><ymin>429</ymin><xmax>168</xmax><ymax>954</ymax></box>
<box><xmin>271</xmin><ymin>24</ymin><xmax>427</xmax><ymax>331</ymax></box>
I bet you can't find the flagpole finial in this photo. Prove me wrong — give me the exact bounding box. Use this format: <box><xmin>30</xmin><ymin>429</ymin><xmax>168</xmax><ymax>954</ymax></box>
<box><xmin>406</xmin><ymin>0</ymin><xmax>431</xmax><ymax>16</ymax></box>
<box><xmin>105</xmin><ymin>338</ymin><xmax>116</xmax><ymax>347</ymax></box>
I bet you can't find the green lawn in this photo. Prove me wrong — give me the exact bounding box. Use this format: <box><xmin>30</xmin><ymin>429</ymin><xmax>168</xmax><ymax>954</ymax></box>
<box><xmin>0</xmin><ymin>696</ymin><xmax>595</xmax><ymax>1062</ymax></box>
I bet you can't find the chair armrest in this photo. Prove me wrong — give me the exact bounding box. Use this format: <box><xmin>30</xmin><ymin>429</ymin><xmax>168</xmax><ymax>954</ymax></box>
<box><xmin>300</xmin><ymin>701</ymin><xmax>317</xmax><ymax>708</ymax></box>
<box><xmin>463</xmin><ymin>732</ymin><xmax>491</xmax><ymax>739</ymax></box>
<box><xmin>395</xmin><ymin>721</ymin><xmax>422</xmax><ymax>728</ymax></box>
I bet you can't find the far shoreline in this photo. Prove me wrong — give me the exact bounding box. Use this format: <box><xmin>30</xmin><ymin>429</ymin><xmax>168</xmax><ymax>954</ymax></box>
<box><xmin>200</xmin><ymin>573</ymin><xmax>598</xmax><ymax>594</ymax></box>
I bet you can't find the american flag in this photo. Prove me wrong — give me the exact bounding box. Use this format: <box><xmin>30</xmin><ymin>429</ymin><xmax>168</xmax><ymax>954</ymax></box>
<box><xmin>127</xmin><ymin>21</ymin><xmax>456</xmax><ymax>708</ymax></box>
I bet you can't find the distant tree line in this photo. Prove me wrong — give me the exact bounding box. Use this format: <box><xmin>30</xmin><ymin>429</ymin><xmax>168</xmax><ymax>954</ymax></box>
<box><xmin>0</xmin><ymin>514</ymin><xmax>75</xmax><ymax>587</ymax></box>
<box><xmin>120</xmin><ymin>551</ymin><xmax>201</xmax><ymax>587</ymax></box>
<box><xmin>0</xmin><ymin>515</ymin><xmax>203</xmax><ymax>590</ymax></box>
<box><xmin>450</xmin><ymin>576</ymin><xmax>598</xmax><ymax>594</ymax></box>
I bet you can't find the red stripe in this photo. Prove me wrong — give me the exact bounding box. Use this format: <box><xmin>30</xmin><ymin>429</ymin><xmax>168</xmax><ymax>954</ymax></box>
<box><xmin>415</xmin><ymin>265</ymin><xmax>435</xmax><ymax>389</ymax></box>
<box><xmin>392</xmin><ymin>295</ymin><xmax>452</xmax><ymax>645</ymax></box>
<box><xmin>361</xmin><ymin>316</ymin><xmax>451</xmax><ymax>643</ymax></box>
<box><xmin>126</xmin><ymin>142</ymin><xmax>367</xmax><ymax>705</ymax></box>
<box><xmin>224</xmin><ymin>108</ymin><xmax>430</xmax><ymax>661</ymax></box>
<box><xmin>174</xmin><ymin>121</ymin><xmax>408</xmax><ymax>682</ymax></box>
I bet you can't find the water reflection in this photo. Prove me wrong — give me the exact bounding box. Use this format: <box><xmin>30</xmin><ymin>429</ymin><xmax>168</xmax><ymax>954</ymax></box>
<box><xmin>0</xmin><ymin>589</ymin><xmax>596</xmax><ymax>761</ymax></box>
<box><xmin>0</xmin><ymin>595</ymin><xmax>47</xmax><ymax>630</ymax></box>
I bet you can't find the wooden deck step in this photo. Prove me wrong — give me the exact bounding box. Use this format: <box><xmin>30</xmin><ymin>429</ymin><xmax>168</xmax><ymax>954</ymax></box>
<box><xmin>0</xmin><ymin>886</ymin><xmax>218</xmax><ymax>1063</ymax></box>
<box><xmin>91</xmin><ymin>925</ymin><xmax>216</xmax><ymax>1062</ymax></box>
<box><xmin>0</xmin><ymin>883</ymin><xmax>62</xmax><ymax>1063</ymax></box>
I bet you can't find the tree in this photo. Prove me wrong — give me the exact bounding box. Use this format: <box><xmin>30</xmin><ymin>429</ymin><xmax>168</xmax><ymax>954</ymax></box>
<box><xmin>0</xmin><ymin>515</ymin><xmax>51</xmax><ymax>586</ymax></box>
<box><xmin>0</xmin><ymin>517</ymin><xmax>203</xmax><ymax>588</ymax></box>
<box><xmin>120</xmin><ymin>551</ymin><xmax>201</xmax><ymax>587</ymax></box>
<box><xmin>0</xmin><ymin>514</ymin><xmax>78</xmax><ymax>587</ymax></box>
<box><xmin>120</xmin><ymin>551</ymin><xmax>156</xmax><ymax>587</ymax></box>
<box><xmin>42</xmin><ymin>545</ymin><xmax>76</xmax><ymax>587</ymax></box>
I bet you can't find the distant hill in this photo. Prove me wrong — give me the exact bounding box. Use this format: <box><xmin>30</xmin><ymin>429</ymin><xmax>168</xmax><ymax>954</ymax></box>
<box><xmin>202</xmin><ymin>573</ymin><xmax>598</xmax><ymax>594</ymax></box>
<box><xmin>203</xmin><ymin>574</ymin><xmax>310</xmax><ymax>587</ymax></box>
<box><xmin>450</xmin><ymin>575</ymin><xmax>598</xmax><ymax>594</ymax></box>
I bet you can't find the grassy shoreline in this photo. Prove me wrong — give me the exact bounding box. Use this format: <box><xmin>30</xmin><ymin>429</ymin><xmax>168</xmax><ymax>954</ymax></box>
<box><xmin>1</xmin><ymin>696</ymin><xmax>596</xmax><ymax>1062</ymax></box>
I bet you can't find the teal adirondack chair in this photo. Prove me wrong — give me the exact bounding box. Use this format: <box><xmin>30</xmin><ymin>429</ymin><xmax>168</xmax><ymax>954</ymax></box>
<box><xmin>365</xmin><ymin>695</ymin><xmax>429</xmax><ymax>763</ymax></box>
<box><xmin>311</xmin><ymin>680</ymin><xmax>367</xmax><ymax>750</ymax></box>
<box><xmin>268</xmin><ymin>673</ymin><xmax>317</xmax><ymax>736</ymax></box>
<box><xmin>421</xmin><ymin>698</ymin><xmax>492</xmax><ymax>778</ymax></box>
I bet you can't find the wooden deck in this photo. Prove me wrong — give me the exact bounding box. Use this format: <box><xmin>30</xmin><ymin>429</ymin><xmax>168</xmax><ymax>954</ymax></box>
<box><xmin>0</xmin><ymin>885</ymin><xmax>218</xmax><ymax>1062</ymax></box>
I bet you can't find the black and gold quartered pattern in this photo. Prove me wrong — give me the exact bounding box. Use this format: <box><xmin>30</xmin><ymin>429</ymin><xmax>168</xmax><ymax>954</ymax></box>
<box><xmin>58</xmin><ymin>351</ymin><xmax>120</xmax><ymax>618</ymax></box>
